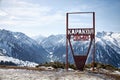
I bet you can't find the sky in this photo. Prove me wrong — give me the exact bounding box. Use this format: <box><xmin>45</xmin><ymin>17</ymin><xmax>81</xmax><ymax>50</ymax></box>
<box><xmin>0</xmin><ymin>0</ymin><xmax>120</xmax><ymax>37</ymax></box>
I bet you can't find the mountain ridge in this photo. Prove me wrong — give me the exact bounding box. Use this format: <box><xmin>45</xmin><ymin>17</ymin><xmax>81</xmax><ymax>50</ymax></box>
<box><xmin>34</xmin><ymin>31</ymin><xmax>120</xmax><ymax>68</ymax></box>
<box><xmin>0</xmin><ymin>29</ymin><xmax>49</xmax><ymax>64</ymax></box>
<box><xmin>0</xmin><ymin>29</ymin><xmax>120</xmax><ymax>68</ymax></box>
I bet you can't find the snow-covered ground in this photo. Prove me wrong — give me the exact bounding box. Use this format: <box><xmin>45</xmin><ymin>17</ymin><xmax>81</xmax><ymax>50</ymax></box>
<box><xmin>0</xmin><ymin>68</ymin><xmax>113</xmax><ymax>80</ymax></box>
<box><xmin>0</xmin><ymin>56</ymin><xmax>38</xmax><ymax>67</ymax></box>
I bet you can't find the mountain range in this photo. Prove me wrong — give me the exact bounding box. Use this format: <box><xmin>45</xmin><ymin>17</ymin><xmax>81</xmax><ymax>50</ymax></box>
<box><xmin>0</xmin><ymin>29</ymin><xmax>120</xmax><ymax>68</ymax></box>
<box><xmin>0</xmin><ymin>29</ymin><xmax>49</xmax><ymax>64</ymax></box>
<box><xmin>36</xmin><ymin>31</ymin><xmax>120</xmax><ymax>68</ymax></box>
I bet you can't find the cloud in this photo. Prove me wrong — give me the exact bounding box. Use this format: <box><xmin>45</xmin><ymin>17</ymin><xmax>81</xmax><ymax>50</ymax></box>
<box><xmin>0</xmin><ymin>0</ymin><xmax>65</xmax><ymax>36</ymax></box>
<box><xmin>3</xmin><ymin>0</ymin><xmax>119</xmax><ymax>36</ymax></box>
<box><xmin>0</xmin><ymin>10</ymin><xmax>7</xmax><ymax>16</ymax></box>
<box><xmin>0</xmin><ymin>0</ymin><xmax>64</xmax><ymax>25</ymax></box>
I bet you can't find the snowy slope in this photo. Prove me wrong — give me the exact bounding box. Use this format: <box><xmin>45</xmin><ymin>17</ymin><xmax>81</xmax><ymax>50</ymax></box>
<box><xmin>95</xmin><ymin>32</ymin><xmax>120</xmax><ymax>68</ymax></box>
<box><xmin>0</xmin><ymin>55</ymin><xmax>38</xmax><ymax>67</ymax></box>
<box><xmin>35</xmin><ymin>31</ymin><xmax>120</xmax><ymax>68</ymax></box>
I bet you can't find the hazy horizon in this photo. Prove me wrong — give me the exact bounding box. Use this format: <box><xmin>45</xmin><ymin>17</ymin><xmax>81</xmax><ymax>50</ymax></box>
<box><xmin>1</xmin><ymin>28</ymin><xmax>119</xmax><ymax>38</ymax></box>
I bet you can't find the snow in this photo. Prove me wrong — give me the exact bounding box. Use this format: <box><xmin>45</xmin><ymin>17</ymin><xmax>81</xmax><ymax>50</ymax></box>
<box><xmin>97</xmin><ymin>32</ymin><xmax>120</xmax><ymax>47</ymax></box>
<box><xmin>0</xmin><ymin>69</ymin><xmax>112</xmax><ymax>80</ymax></box>
<box><xmin>0</xmin><ymin>29</ymin><xmax>49</xmax><ymax>63</ymax></box>
<box><xmin>111</xmin><ymin>33</ymin><xmax>120</xmax><ymax>47</ymax></box>
<box><xmin>112</xmin><ymin>71</ymin><xmax>120</xmax><ymax>75</ymax></box>
<box><xmin>14</xmin><ymin>35</ymin><xmax>19</xmax><ymax>39</ymax></box>
<box><xmin>49</xmin><ymin>52</ymin><xmax>54</xmax><ymax>62</ymax></box>
<box><xmin>1</xmin><ymin>30</ymin><xmax>120</xmax><ymax>68</ymax></box>
<box><xmin>0</xmin><ymin>56</ymin><xmax>38</xmax><ymax>67</ymax></box>
<box><xmin>49</xmin><ymin>52</ymin><xmax>53</xmax><ymax>55</ymax></box>
<box><xmin>63</xmin><ymin>54</ymin><xmax>66</xmax><ymax>57</ymax></box>
<box><xmin>31</xmin><ymin>35</ymin><xmax>46</xmax><ymax>44</ymax></box>
<box><xmin>96</xmin><ymin>37</ymin><xmax>106</xmax><ymax>47</ymax></box>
